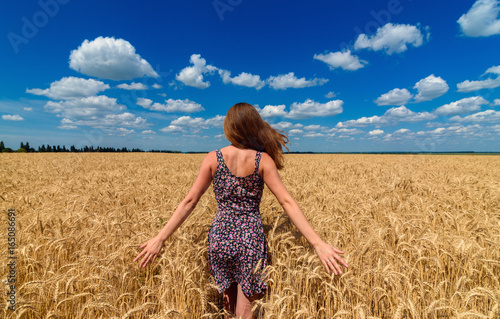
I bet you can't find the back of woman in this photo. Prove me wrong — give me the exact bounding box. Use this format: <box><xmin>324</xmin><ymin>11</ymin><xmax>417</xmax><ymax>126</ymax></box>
<box><xmin>134</xmin><ymin>102</ymin><xmax>348</xmax><ymax>319</ymax></box>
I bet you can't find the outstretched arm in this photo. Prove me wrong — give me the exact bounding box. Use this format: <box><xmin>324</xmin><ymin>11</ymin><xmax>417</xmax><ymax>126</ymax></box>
<box><xmin>134</xmin><ymin>151</ymin><xmax>215</xmax><ymax>267</ymax></box>
<box><xmin>261</xmin><ymin>153</ymin><xmax>348</xmax><ymax>275</ymax></box>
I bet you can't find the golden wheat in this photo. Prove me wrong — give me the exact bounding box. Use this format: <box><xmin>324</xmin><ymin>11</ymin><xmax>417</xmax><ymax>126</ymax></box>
<box><xmin>0</xmin><ymin>153</ymin><xmax>499</xmax><ymax>318</ymax></box>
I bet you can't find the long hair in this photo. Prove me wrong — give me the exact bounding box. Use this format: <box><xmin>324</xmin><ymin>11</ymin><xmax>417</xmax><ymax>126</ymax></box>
<box><xmin>224</xmin><ymin>102</ymin><xmax>290</xmax><ymax>170</ymax></box>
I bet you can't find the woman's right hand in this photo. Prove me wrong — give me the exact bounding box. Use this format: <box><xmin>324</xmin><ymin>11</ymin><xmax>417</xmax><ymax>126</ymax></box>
<box><xmin>134</xmin><ymin>235</ymin><xmax>165</xmax><ymax>268</ymax></box>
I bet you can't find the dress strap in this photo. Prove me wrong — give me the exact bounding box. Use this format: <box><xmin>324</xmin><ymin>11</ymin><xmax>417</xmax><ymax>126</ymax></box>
<box><xmin>254</xmin><ymin>151</ymin><xmax>262</xmax><ymax>172</ymax></box>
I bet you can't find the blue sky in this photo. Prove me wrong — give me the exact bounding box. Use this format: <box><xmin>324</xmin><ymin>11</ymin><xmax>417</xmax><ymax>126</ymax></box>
<box><xmin>1</xmin><ymin>0</ymin><xmax>499</xmax><ymax>152</ymax></box>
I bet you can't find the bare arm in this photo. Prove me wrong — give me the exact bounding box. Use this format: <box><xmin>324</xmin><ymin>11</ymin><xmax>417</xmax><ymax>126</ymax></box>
<box><xmin>261</xmin><ymin>153</ymin><xmax>348</xmax><ymax>275</ymax></box>
<box><xmin>134</xmin><ymin>151</ymin><xmax>215</xmax><ymax>267</ymax></box>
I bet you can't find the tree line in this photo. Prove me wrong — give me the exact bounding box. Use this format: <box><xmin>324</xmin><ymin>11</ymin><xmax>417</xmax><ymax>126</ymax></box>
<box><xmin>0</xmin><ymin>141</ymin><xmax>181</xmax><ymax>153</ymax></box>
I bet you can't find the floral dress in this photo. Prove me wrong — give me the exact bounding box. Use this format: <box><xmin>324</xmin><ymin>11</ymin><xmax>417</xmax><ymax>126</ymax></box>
<box><xmin>207</xmin><ymin>149</ymin><xmax>268</xmax><ymax>297</ymax></box>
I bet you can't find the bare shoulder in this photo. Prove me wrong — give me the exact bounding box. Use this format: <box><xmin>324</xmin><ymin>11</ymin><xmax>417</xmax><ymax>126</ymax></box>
<box><xmin>201</xmin><ymin>150</ymin><xmax>218</xmax><ymax>176</ymax></box>
<box><xmin>259</xmin><ymin>152</ymin><xmax>278</xmax><ymax>178</ymax></box>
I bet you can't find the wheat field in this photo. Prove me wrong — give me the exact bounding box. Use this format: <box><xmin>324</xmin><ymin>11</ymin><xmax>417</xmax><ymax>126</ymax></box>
<box><xmin>0</xmin><ymin>153</ymin><xmax>499</xmax><ymax>318</ymax></box>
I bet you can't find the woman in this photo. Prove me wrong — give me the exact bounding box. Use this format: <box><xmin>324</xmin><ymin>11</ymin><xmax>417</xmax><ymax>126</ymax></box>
<box><xmin>134</xmin><ymin>102</ymin><xmax>348</xmax><ymax>319</ymax></box>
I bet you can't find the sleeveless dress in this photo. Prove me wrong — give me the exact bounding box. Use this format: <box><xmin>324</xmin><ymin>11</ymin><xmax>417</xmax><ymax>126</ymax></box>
<box><xmin>207</xmin><ymin>149</ymin><xmax>268</xmax><ymax>297</ymax></box>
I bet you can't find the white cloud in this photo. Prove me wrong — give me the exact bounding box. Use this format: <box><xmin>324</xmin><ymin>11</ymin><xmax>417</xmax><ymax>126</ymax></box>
<box><xmin>160</xmin><ymin>114</ymin><xmax>225</xmax><ymax>133</ymax></box>
<box><xmin>267</xmin><ymin>72</ymin><xmax>328</xmax><ymax>90</ymax></box>
<box><xmin>288</xmin><ymin>129</ymin><xmax>304</xmax><ymax>135</ymax></box>
<box><xmin>458</xmin><ymin>0</ymin><xmax>500</xmax><ymax>37</ymax></box>
<box><xmin>286</xmin><ymin>99</ymin><xmax>343</xmax><ymax>119</ymax></box>
<box><xmin>354</xmin><ymin>23</ymin><xmax>427</xmax><ymax>55</ymax></box>
<box><xmin>2</xmin><ymin>114</ymin><xmax>24</xmax><ymax>121</ymax></box>
<box><xmin>457</xmin><ymin>65</ymin><xmax>500</xmax><ymax>92</ymax></box>
<box><xmin>160</xmin><ymin>125</ymin><xmax>185</xmax><ymax>133</ymax></box>
<box><xmin>368</xmin><ymin>129</ymin><xmax>384</xmax><ymax>136</ymax></box>
<box><xmin>450</xmin><ymin>110</ymin><xmax>500</xmax><ymax>123</ymax></box>
<box><xmin>336</xmin><ymin>115</ymin><xmax>388</xmax><ymax>128</ymax></box>
<box><xmin>219</xmin><ymin>70</ymin><xmax>265</xmax><ymax>89</ymax></box>
<box><xmin>137</xmin><ymin>98</ymin><xmax>204</xmax><ymax>113</ymax></box>
<box><xmin>69</xmin><ymin>36</ymin><xmax>158</xmax><ymax>81</ymax></box>
<box><xmin>336</xmin><ymin>105</ymin><xmax>435</xmax><ymax>127</ymax></box>
<box><xmin>259</xmin><ymin>104</ymin><xmax>287</xmax><ymax>118</ymax></box>
<box><xmin>375</xmin><ymin>88</ymin><xmax>412</xmax><ymax>106</ymax></box>
<box><xmin>57</xmin><ymin>112</ymin><xmax>148</xmax><ymax>130</ymax></box>
<box><xmin>413</xmin><ymin>74</ymin><xmax>449</xmax><ymax>102</ymax></box>
<box><xmin>152</xmin><ymin>83</ymin><xmax>162</xmax><ymax>89</ymax></box>
<box><xmin>176</xmin><ymin>54</ymin><xmax>217</xmax><ymax>89</ymax></box>
<box><xmin>394</xmin><ymin>128</ymin><xmax>411</xmax><ymax>134</ymax></box>
<box><xmin>116</xmin><ymin>82</ymin><xmax>148</xmax><ymax>90</ymax></box>
<box><xmin>313</xmin><ymin>49</ymin><xmax>367</xmax><ymax>71</ymax></box>
<box><xmin>270</xmin><ymin>121</ymin><xmax>304</xmax><ymax>130</ymax></box>
<box><xmin>116</xmin><ymin>128</ymin><xmax>135</xmax><ymax>136</ymax></box>
<box><xmin>141</xmin><ymin>130</ymin><xmax>156</xmax><ymax>134</ymax></box>
<box><xmin>23</xmin><ymin>107</ymin><xmax>33</xmax><ymax>111</ymax></box>
<box><xmin>493</xmin><ymin>99</ymin><xmax>500</xmax><ymax>106</ymax></box>
<box><xmin>434</xmin><ymin>96</ymin><xmax>489</xmax><ymax>116</ymax></box>
<box><xmin>44</xmin><ymin>95</ymin><xmax>125</xmax><ymax>120</ymax></box>
<box><xmin>26</xmin><ymin>77</ymin><xmax>110</xmax><ymax>99</ymax></box>
<box><xmin>325</xmin><ymin>91</ymin><xmax>338</xmax><ymax>99</ymax></box>
<box><xmin>384</xmin><ymin>106</ymin><xmax>437</xmax><ymax>122</ymax></box>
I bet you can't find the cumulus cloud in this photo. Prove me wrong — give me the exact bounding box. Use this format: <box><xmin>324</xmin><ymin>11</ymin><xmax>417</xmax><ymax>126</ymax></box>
<box><xmin>2</xmin><ymin>114</ymin><xmax>24</xmax><ymax>121</ymax></box>
<box><xmin>57</xmin><ymin>112</ymin><xmax>148</xmax><ymax>130</ymax></box>
<box><xmin>458</xmin><ymin>0</ymin><xmax>500</xmax><ymax>37</ymax></box>
<box><xmin>368</xmin><ymin>129</ymin><xmax>384</xmax><ymax>136</ymax></box>
<box><xmin>26</xmin><ymin>77</ymin><xmax>110</xmax><ymax>99</ymax></box>
<box><xmin>325</xmin><ymin>91</ymin><xmax>338</xmax><ymax>99</ymax></box>
<box><xmin>434</xmin><ymin>96</ymin><xmax>489</xmax><ymax>116</ymax></box>
<box><xmin>44</xmin><ymin>95</ymin><xmax>125</xmax><ymax>120</ymax></box>
<box><xmin>160</xmin><ymin>115</ymin><xmax>225</xmax><ymax>133</ymax></box>
<box><xmin>336</xmin><ymin>105</ymin><xmax>435</xmax><ymax>127</ymax></box>
<box><xmin>336</xmin><ymin>115</ymin><xmax>388</xmax><ymax>128</ymax></box>
<box><xmin>116</xmin><ymin>82</ymin><xmax>148</xmax><ymax>90</ymax></box>
<box><xmin>219</xmin><ymin>70</ymin><xmax>265</xmax><ymax>89</ymax></box>
<box><xmin>137</xmin><ymin>98</ymin><xmax>204</xmax><ymax>113</ymax></box>
<box><xmin>176</xmin><ymin>54</ymin><xmax>217</xmax><ymax>89</ymax></box>
<box><xmin>354</xmin><ymin>23</ymin><xmax>428</xmax><ymax>55</ymax></box>
<box><xmin>270</xmin><ymin>121</ymin><xmax>304</xmax><ymax>130</ymax></box>
<box><xmin>23</xmin><ymin>107</ymin><xmax>33</xmax><ymax>111</ymax></box>
<box><xmin>69</xmin><ymin>36</ymin><xmax>158</xmax><ymax>81</ymax></box>
<box><xmin>267</xmin><ymin>72</ymin><xmax>328</xmax><ymax>90</ymax></box>
<box><xmin>313</xmin><ymin>49</ymin><xmax>367</xmax><ymax>71</ymax></box>
<box><xmin>457</xmin><ymin>65</ymin><xmax>500</xmax><ymax>92</ymax></box>
<box><xmin>450</xmin><ymin>109</ymin><xmax>500</xmax><ymax>123</ymax></box>
<box><xmin>286</xmin><ymin>99</ymin><xmax>343</xmax><ymax>119</ymax></box>
<box><xmin>375</xmin><ymin>88</ymin><xmax>412</xmax><ymax>106</ymax></box>
<box><xmin>141</xmin><ymin>130</ymin><xmax>156</xmax><ymax>134</ymax></box>
<box><xmin>493</xmin><ymin>99</ymin><xmax>500</xmax><ymax>106</ymax></box>
<box><xmin>258</xmin><ymin>104</ymin><xmax>287</xmax><ymax>118</ymax></box>
<box><xmin>152</xmin><ymin>83</ymin><xmax>162</xmax><ymax>89</ymax></box>
<box><xmin>384</xmin><ymin>106</ymin><xmax>436</xmax><ymax>122</ymax></box>
<box><xmin>413</xmin><ymin>74</ymin><xmax>449</xmax><ymax>102</ymax></box>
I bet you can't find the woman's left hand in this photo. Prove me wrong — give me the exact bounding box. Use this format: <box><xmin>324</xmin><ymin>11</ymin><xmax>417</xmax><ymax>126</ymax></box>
<box><xmin>134</xmin><ymin>236</ymin><xmax>165</xmax><ymax>267</ymax></box>
<box><xmin>313</xmin><ymin>240</ymin><xmax>348</xmax><ymax>275</ymax></box>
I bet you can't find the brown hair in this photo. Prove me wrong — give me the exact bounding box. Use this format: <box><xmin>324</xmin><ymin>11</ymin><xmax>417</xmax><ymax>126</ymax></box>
<box><xmin>224</xmin><ymin>102</ymin><xmax>290</xmax><ymax>170</ymax></box>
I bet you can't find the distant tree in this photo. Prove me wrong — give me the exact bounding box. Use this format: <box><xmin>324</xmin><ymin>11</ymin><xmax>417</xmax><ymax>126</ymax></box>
<box><xmin>70</xmin><ymin>145</ymin><xmax>76</xmax><ymax>152</ymax></box>
<box><xmin>0</xmin><ymin>141</ymin><xmax>5</xmax><ymax>152</ymax></box>
<box><xmin>62</xmin><ymin>145</ymin><xmax>67</xmax><ymax>152</ymax></box>
<box><xmin>17</xmin><ymin>147</ymin><xmax>26</xmax><ymax>153</ymax></box>
<box><xmin>2</xmin><ymin>148</ymin><xmax>14</xmax><ymax>153</ymax></box>
<box><xmin>25</xmin><ymin>142</ymin><xmax>32</xmax><ymax>152</ymax></box>
<box><xmin>47</xmin><ymin>145</ymin><xmax>52</xmax><ymax>152</ymax></box>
